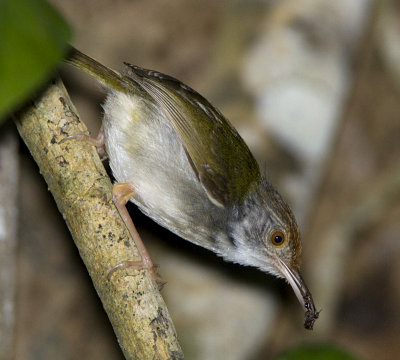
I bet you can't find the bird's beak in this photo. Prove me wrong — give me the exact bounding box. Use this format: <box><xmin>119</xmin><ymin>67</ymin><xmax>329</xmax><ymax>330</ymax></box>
<box><xmin>275</xmin><ymin>257</ymin><xmax>319</xmax><ymax>329</ymax></box>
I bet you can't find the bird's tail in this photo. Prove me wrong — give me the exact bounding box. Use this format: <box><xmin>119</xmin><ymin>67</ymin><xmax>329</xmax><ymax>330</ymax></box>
<box><xmin>66</xmin><ymin>46</ymin><xmax>127</xmax><ymax>92</ymax></box>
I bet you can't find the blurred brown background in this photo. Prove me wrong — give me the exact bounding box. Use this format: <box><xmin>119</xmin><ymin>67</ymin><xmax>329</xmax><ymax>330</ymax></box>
<box><xmin>2</xmin><ymin>0</ymin><xmax>400</xmax><ymax>359</ymax></box>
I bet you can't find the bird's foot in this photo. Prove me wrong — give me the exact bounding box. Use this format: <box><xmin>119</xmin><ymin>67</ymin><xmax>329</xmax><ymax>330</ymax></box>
<box><xmin>60</xmin><ymin>126</ymin><xmax>107</xmax><ymax>160</ymax></box>
<box><xmin>110</xmin><ymin>182</ymin><xmax>166</xmax><ymax>290</ymax></box>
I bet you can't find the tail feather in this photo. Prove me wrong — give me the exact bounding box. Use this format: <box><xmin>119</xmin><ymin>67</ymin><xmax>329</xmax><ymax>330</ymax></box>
<box><xmin>66</xmin><ymin>46</ymin><xmax>127</xmax><ymax>92</ymax></box>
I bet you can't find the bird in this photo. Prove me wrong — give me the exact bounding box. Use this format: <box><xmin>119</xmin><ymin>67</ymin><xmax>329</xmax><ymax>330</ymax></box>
<box><xmin>65</xmin><ymin>46</ymin><xmax>318</xmax><ymax>329</ymax></box>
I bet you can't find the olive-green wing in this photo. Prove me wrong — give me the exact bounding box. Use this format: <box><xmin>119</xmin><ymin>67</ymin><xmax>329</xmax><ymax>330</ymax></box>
<box><xmin>124</xmin><ymin>64</ymin><xmax>262</xmax><ymax>207</ymax></box>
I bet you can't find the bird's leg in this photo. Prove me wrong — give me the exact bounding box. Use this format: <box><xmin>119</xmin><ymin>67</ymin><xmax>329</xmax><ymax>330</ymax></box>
<box><xmin>110</xmin><ymin>182</ymin><xmax>166</xmax><ymax>289</ymax></box>
<box><xmin>60</xmin><ymin>126</ymin><xmax>107</xmax><ymax>160</ymax></box>
<box><xmin>62</xmin><ymin>131</ymin><xmax>164</xmax><ymax>287</ymax></box>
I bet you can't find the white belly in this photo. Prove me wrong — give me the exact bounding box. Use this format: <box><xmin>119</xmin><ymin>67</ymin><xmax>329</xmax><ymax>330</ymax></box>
<box><xmin>102</xmin><ymin>90</ymin><xmax>224</xmax><ymax>251</ymax></box>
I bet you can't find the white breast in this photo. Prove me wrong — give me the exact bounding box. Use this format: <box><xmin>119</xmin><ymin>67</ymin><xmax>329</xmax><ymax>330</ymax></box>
<box><xmin>101</xmin><ymin>90</ymin><xmax>225</xmax><ymax>251</ymax></box>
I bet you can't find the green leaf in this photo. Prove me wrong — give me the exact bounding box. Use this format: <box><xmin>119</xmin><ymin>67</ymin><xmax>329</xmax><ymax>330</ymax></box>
<box><xmin>275</xmin><ymin>344</ymin><xmax>359</xmax><ymax>360</ymax></box>
<box><xmin>0</xmin><ymin>0</ymin><xmax>71</xmax><ymax>122</ymax></box>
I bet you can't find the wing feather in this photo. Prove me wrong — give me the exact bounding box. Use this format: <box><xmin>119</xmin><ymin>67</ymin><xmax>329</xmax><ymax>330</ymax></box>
<box><xmin>124</xmin><ymin>64</ymin><xmax>262</xmax><ymax>206</ymax></box>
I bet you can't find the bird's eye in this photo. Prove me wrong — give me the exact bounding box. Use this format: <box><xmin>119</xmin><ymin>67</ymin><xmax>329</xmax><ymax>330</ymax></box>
<box><xmin>270</xmin><ymin>230</ymin><xmax>286</xmax><ymax>247</ymax></box>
